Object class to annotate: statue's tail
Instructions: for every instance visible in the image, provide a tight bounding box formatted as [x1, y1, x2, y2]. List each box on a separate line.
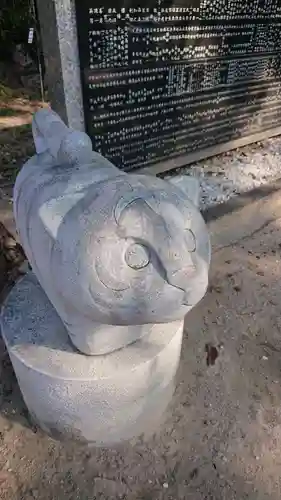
[32, 108, 93, 165]
[32, 108, 70, 157]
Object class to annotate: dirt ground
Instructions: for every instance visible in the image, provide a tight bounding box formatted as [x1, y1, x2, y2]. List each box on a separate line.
[0, 82, 44, 200]
[0, 178, 281, 499]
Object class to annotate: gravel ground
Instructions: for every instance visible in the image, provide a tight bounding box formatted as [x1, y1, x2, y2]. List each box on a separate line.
[164, 137, 281, 210]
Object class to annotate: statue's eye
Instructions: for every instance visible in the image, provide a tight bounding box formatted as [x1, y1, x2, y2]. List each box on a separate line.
[125, 243, 150, 270]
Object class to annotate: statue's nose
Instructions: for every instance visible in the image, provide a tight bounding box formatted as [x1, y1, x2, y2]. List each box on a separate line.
[117, 199, 197, 294]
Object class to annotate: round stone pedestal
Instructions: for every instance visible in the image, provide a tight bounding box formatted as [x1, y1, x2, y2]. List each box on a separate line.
[0, 273, 183, 446]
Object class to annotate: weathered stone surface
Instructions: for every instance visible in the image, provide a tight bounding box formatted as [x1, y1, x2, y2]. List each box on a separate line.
[0, 273, 183, 446]
[14, 109, 210, 355]
[2, 108, 210, 443]
[36, 0, 84, 130]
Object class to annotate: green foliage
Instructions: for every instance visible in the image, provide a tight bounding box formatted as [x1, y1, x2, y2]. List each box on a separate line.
[0, 0, 32, 55]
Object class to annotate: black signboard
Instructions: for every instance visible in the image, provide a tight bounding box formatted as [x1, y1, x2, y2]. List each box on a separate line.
[75, 0, 281, 171]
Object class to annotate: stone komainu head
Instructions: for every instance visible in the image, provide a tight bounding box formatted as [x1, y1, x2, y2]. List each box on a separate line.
[14, 109, 210, 352]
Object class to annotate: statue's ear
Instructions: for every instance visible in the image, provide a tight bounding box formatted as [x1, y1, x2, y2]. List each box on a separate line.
[168, 175, 200, 208]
